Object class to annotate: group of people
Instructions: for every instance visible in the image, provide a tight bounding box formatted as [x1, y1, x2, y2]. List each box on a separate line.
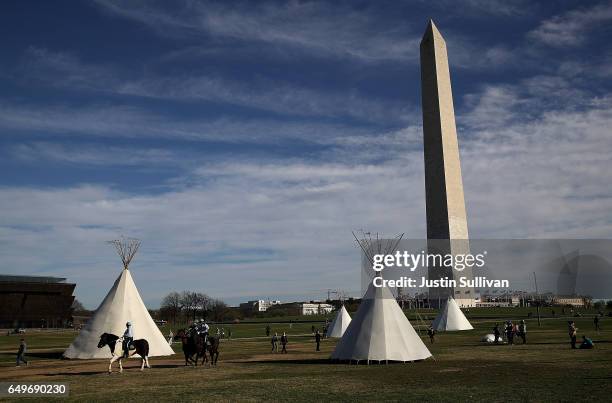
[568, 321, 594, 349]
[492, 320, 528, 345]
[266, 326, 325, 353]
[187, 319, 210, 344]
[271, 332, 288, 353]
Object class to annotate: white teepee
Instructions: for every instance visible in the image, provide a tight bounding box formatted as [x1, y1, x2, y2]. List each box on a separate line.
[326, 305, 352, 338]
[330, 282, 432, 362]
[432, 297, 473, 331]
[64, 239, 174, 359]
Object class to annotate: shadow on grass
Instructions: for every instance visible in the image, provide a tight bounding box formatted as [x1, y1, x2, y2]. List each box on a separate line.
[43, 365, 186, 376]
[244, 358, 427, 365]
[26, 351, 65, 359]
[244, 358, 331, 365]
[152, 364, 193, 369]
[44, 370, 103, 376]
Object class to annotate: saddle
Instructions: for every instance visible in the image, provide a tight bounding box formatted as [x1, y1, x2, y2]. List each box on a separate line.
[119, 337, 136, 351]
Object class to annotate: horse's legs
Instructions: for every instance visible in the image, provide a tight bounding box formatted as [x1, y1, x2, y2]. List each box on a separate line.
[109, 355, 119, 373]
[145, 356, 151, 368]
[141, 356, 145, 371]
[119, 358, 123, 373]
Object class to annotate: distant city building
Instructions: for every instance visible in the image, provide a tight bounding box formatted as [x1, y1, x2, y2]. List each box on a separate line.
[551, 296, 585, 307]
[476, 293, 521, 307]
[0, 275, 75, 328]
[300, 303, 333, 315]
[239, 299, 281, 313]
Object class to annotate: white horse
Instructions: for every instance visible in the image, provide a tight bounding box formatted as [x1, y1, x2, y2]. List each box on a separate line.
[97, 333, 151, 373]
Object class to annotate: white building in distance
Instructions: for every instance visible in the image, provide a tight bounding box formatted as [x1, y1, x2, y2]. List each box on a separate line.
[301, 303, 334, 315]
[239, 299, 281, 313]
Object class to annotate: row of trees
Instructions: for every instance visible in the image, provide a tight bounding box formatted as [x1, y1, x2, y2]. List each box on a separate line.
[159, 291, 236, 323]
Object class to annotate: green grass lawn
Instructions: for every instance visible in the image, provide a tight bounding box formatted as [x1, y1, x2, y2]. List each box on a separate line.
[0, 314, 610, 402]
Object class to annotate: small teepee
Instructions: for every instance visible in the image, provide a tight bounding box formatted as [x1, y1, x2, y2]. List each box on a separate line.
[326, 305, 352, 338]
[64, 238, 174, 359]
[432, 297, 473, 331]
[330, 232, 432, 363]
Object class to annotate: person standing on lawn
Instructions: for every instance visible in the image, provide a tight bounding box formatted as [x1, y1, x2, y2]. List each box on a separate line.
[280, 332, 288, 354]
[16, 338, 28, 367]
[315, 330, 322, 351]
[569, 321, 578, 349]
[518, 320, 527, 344]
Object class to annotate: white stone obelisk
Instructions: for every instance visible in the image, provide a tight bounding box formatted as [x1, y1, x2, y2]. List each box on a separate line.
[420, 20, 474, 308]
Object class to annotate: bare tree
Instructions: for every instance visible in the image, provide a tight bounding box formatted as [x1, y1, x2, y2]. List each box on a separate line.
[180, 291, 201, 322]
[71, 299, 86, 312]
[195, 293, 212, 319]
[160, 292, 182, 324]
[209, 299, 228, 322]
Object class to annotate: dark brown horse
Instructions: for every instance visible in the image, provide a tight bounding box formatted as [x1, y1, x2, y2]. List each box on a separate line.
[97, 333, 150, 373]
[174, 329, 205, 366]
[204, 335, 220, 366]
[174, 329, 220, 366]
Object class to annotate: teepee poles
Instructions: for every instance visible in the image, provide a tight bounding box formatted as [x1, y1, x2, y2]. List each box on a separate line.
[108, 237, 141, 270]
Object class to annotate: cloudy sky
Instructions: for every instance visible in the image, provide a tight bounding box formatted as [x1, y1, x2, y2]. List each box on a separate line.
[1, 0, 612, 308]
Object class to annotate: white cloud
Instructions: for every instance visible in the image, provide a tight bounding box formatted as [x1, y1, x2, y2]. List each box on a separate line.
[92, 0, 515, 69]
[0, 101, 373, 145]
[528, 1, 612, 47]
[9, 142, 181, 167]
[3, 89, 612, 307]
[22, 47, 412, 124]
[94, 0, 421, 63]
[428, 0, 532, 17]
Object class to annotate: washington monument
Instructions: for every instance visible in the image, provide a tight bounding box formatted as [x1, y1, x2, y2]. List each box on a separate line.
[420, 20, 475, 307]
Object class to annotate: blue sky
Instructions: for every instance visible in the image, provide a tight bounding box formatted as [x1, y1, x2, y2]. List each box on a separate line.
[1, 0, 612, 308]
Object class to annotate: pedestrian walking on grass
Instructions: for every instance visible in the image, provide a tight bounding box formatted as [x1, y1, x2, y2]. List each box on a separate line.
[569, 321, 578, 349]
[493, 323, 501, 344]
[271, 333, 278, 352]
[518, 320, 527, 344]
[280, 332, 288, 354]
[266, 324, 271, 337]
[505, 321, 515, 345]
[315, 330, 321, 351]
[16, 338, 28, 367]
[427, 326, 436, 344]
[594, 316, 601, 332]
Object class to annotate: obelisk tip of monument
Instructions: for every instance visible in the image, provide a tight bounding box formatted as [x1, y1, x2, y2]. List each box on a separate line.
[421, 19, 445, 45]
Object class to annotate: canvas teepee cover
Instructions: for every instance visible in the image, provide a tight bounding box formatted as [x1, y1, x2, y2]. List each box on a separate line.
[64, 268, 174, 359]
[326, 305, 352, 338]
[432, 297, 473, 331]
[330, 282, 432, 362]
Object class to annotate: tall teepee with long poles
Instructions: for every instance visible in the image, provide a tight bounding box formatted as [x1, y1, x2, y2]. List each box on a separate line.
[64, 238, 174, 359]
[330, 232, 431, 363]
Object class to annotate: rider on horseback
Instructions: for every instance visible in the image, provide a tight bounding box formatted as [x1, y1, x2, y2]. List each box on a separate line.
[198, 319, 210, 345]
[122, 321, 133, 358]
[188, 320, 198, 336]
